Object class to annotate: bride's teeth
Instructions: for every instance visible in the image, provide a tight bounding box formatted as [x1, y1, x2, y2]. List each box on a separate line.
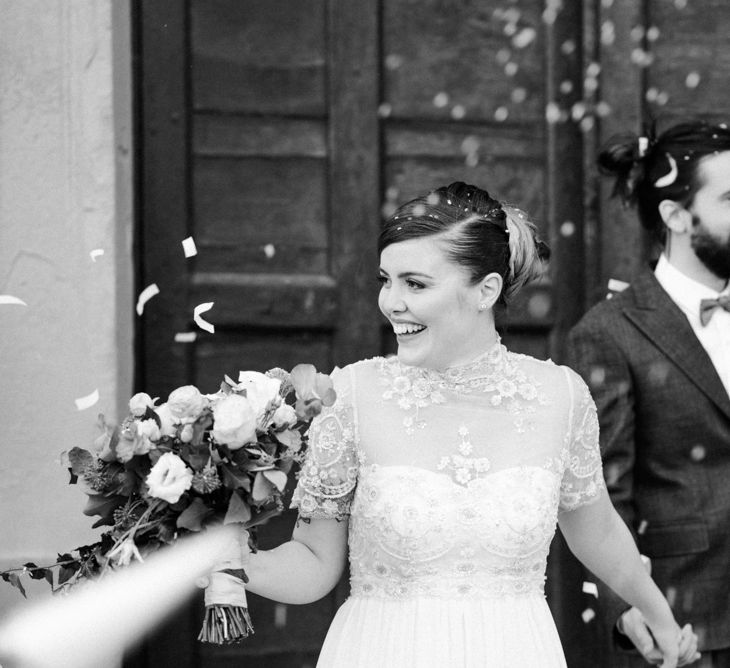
[393, 323, 425, 335]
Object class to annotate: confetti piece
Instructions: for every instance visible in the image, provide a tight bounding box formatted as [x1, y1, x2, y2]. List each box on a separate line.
[377, 103, 392, 118]
[582, 608, 596, 623]
[690, 445, 706, 462]
[136, 283, 160, 316]
[654, 153, 678, 187]
[590, 366, 606, 387]
[433, 92, 449, 108]
[263, 244, 276, 259]
[193, 302, 215, 334]
[637, 519, 649, 535]
[646, 26, 660, 42]
[582, 582, 599, 598]
[608, 278, 630, 292]
[685, 71, 701, 89]
[0, 295, 27, 306]
[545, 102, 562, 124]
[504, 62, 518, 77]
[75, 389, 100, 411]
[384, 54, 403, 70]
[90, 249, 105, 262]
[182, 237, 197, 258]
[494, 107, 509, 122]
[512, 27, 536, 49]
[451, 105, 466, 120]
[174, 332, 198, 343]
[511, 88, 527, 104]
[560, 221, 576, 237]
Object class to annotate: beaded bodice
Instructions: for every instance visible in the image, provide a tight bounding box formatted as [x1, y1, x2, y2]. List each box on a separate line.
[291, 343, 604, 600]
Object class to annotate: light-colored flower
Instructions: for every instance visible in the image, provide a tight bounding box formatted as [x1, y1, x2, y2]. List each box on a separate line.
[129, 392, 156, 417]
[134, 418, 160, 454]
[154, 403, 178, 437]
[392, 376, 411, 393]
[212, 393, 258, 449]
[271, 403, 297, 429]
[234, 371, 282, 416]
[145, 452, 193, 503]
[167, 385, 208, 422]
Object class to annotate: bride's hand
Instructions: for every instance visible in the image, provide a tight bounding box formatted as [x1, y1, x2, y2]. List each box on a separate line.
[644, 617, 700, 667]
[676, 624, 701, 666]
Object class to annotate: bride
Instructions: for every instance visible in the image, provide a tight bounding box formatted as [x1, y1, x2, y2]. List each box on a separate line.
[239, 182, 698, 667]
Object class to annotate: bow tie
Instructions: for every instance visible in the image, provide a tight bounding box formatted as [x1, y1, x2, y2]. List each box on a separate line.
[699, 295, 730, 326]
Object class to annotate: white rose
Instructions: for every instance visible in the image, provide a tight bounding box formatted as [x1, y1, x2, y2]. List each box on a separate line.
[271, 403, 297, 429]
[235, 372, 281, 416]
[167, 385, 208, 422]
[145, 452, 193, 504]
[129, 392, 156, 417]
[134, 418, 160, 454]
[154, 403, 178, 438]
[212, 394, 258, 450]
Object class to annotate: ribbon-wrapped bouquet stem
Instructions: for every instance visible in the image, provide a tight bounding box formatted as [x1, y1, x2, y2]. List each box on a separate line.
[0, 364, 335, 645]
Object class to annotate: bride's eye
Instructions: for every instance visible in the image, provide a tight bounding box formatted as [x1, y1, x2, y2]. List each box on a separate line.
[406, 279, 424, 290]
[377, 275, 390, 286]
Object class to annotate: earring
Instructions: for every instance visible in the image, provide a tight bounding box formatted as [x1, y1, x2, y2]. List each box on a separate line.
[479, 303, 488, 311]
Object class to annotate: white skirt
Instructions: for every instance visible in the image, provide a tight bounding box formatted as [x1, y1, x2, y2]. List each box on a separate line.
[316, 594, 567, 668]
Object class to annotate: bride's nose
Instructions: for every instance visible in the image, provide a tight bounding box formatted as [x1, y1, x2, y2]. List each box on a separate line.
[380, 285, 407, 315]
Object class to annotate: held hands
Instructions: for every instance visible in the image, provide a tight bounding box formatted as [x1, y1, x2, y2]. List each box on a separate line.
[618, 607, 700, 667]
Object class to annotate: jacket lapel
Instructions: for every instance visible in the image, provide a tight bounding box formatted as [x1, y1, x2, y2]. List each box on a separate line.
[623, 270, 730, 421]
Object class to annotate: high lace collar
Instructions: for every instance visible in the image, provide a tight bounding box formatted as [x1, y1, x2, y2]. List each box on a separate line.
[396, 338, 508, 388]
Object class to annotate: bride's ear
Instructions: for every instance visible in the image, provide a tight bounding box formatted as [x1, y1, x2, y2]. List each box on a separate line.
[478, 272, 503, 311]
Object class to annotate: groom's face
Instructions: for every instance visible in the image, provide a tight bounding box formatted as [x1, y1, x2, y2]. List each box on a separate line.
[689, 150, 730, 280]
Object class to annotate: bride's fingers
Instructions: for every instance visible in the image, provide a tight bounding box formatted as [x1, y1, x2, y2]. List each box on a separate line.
[677, 625, 700, 666]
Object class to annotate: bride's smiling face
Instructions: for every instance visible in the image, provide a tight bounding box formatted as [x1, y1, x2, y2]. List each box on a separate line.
[378, 235, 494, 370]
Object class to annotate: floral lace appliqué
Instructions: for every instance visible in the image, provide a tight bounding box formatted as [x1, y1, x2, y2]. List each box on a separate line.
[436, 426, 491, 485]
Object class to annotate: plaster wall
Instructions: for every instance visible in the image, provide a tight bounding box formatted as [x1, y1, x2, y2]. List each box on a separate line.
[0, 0, 134, 615]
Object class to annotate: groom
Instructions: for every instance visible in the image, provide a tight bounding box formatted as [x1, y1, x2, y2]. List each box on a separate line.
[568, 119, 730, 667]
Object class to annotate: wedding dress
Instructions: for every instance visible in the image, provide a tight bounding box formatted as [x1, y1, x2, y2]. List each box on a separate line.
[291, 340, 604, 667]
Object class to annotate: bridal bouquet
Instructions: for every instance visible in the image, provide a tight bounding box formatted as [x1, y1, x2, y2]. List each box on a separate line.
[0, 364, 335, 645]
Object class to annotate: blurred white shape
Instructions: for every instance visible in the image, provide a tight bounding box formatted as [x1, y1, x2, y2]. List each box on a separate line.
[560, 220, 576, 237]
[136, 283, 160, 316]
[646, 87, 659, 102]
[384, 54, 404, 70]
[193, 302, 215, 334]
[654, 154, 678, 187]
[75, 389, 100, 411]
[589, 366, 606, 387]
[637, 519, 649, 535]
[608, 278, 630, 292]
[685, 71, 701, 88]
[601, 0, 614, 7]
[451, 104, 466, 120]
[0, 295, 27, 306]
[503, 22, 518, 37]
[655, 90, 669, 106]
[646, 26, 660, 41]
[433, 92, 449, 108]
[496, 48, 511, 65]
[595, 101, 612, 117]
[426, 192, 440, 206]
[465, 153, 479, 167]
[690, 444, 706, 462]
[512, 27, 537, 49]
[674, 0, 687, 8]
[630, 48, 653, 67]
[582, 581, 599, 598]
[630, 25, 645, 41]
[413, 204, 426, 217]
[504, 62, 519, 77]
[0, 527, 236, 668]
[174, 332, 198, 343]
[584, 77, 599, 94]
[571, 102, 587, 121]
[545, 102, 562, 124]
[182, 236, 197, 258]
[377, 102, 392, 118]
[561, 39, 576, 55]
[586, 62, 601, 78]
[263, 243, 276, 259]
[494, 106, 509, 122]
[511, 87, 527, 104]
[601, 20, 615, 46]
[559, 80, 574, 94]
[461, 136, 480, 155]
[89, 249, 105, 262]
[582, 608, 596, 623]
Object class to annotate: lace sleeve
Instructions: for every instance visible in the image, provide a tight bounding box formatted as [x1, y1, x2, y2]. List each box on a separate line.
[290, 366, 358, 520]
[559, 367, 606, 512]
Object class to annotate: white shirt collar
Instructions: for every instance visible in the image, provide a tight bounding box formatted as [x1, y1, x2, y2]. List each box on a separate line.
[654, 254, 729, 320]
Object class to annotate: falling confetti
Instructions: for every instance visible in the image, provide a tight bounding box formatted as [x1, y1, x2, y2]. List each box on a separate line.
[685, 71, 701, 88]
[384, 54, 404, 70]
[0, 295, 27, 306]
[601, 0, 614, 7]
[193, 302, 215, 334]
[433, 92, 449, 108]
[461, 136, 480, 155]
[571, 103, 587, 121]
[496, 48, 511, 65]
[665, 587, 678, 607]
[608, 278, 629, 292]
[174, 332, 198, 343]
[494, 107, 509, 122]
[646, 87, 659, 102]
[426, 192, 440, 206]
[654, 153, 678, 187]
[182, 237, 197, 258]
[75, 389, 100, 411]
[582, 582, 599, 598]
[630, 25, 645, 42]
[90, 249, 105, 262]
[560, 221, 576, 236]
[595, 101, 612, 117]
[559, 80, 574, 94]
[512, 27, 537, 49]
[263, 243, 276, 259]
[561, 39, 576, 55]
[511, 87, 527, 104]
[582, 608, 596, 623]
[690, 444, 706, 462]
[631, 48, 654, 67]
[136, 283, 160, 316]
[637, 519, 649, 535]
[601, 21, 616, 46]
[377, 103, 392, 118]
[646, 26, 660, 42]
[504, 62, 519, 77]
[589, 366, 606, 387]
[413, 204, 427, 217]
[655, 91, 669, 106]
[545, 102, 562, 124]
[674, 0, 687, 8]
[451, 105, 466, 120]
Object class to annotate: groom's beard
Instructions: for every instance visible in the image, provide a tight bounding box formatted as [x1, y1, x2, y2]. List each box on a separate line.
[691, 215, 730, 280]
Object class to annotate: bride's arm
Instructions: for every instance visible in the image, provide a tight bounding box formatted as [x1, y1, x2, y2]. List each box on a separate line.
[244, 516, 349, 604]
[558, 494, 697, 667]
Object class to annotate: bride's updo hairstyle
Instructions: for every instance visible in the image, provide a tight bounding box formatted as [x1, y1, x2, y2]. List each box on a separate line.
[378, 182, 549, 305]
[598, 120, 730, 240]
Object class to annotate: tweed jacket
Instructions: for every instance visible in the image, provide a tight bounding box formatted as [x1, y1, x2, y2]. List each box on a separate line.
[567, 268, 730, 651]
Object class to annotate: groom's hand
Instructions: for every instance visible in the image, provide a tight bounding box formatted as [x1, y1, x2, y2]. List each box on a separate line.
[618, 607, 664, 664]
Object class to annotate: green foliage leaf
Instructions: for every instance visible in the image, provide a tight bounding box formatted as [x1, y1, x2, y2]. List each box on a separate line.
[23, 562, 47, 581]
[275, 429, 302, 449]
[83, 494, 126, 527]
[252, 471, 274, 502]
[262, 469, 288, 493]
[175, 497, 212, 532]
[224, 491, 252, 525]
[68, 447, 95, 476]
[222, 465, 252, 492]
[2, 572, 27, 598]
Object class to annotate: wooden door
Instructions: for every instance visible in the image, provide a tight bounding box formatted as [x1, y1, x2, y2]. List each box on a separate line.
[128, 0, 730, 665]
